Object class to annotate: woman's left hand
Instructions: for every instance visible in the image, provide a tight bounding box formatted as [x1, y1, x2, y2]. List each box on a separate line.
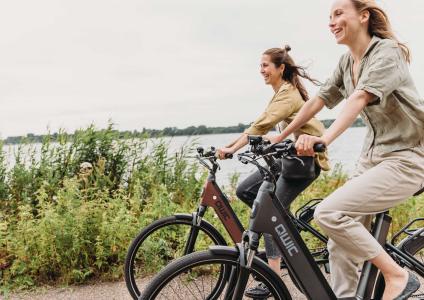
[295, 134, 326, 156]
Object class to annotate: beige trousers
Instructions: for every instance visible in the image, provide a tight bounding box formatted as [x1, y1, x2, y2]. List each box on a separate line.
[314, 143, 424, 298]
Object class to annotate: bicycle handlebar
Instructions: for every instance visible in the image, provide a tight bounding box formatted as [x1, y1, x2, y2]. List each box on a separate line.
[248, 135, 326, 157]
[196, 146, 232, 175]
[196, 147, 233, 159]
[238, 136, 326, 182]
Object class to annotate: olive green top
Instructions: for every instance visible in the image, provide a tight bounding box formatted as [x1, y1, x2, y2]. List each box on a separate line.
[245, 82, 330, 170]
[318, 36, 424, 156]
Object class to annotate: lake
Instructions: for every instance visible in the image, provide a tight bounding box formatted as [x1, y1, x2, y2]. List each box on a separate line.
[3, 127, 368, 185]
[163, 127, 367, 184]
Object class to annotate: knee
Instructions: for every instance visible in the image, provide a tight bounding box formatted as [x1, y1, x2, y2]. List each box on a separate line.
[235, 186, 253, 207]
[313, 202, 337, 231]
[313, 202, 324, 223]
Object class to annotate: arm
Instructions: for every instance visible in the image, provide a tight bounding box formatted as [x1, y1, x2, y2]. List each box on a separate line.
[217, 134, 248, 159]
[298, 42, 405, 154]
[219, 90, 296, 158]
[322, 90, 372, 145]
[296, 90, 374, 155]
[266, 96, 325, 143]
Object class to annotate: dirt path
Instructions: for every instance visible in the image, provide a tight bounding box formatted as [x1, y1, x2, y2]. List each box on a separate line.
[6, 276, 307, 300]
[8, 273, 423, 300]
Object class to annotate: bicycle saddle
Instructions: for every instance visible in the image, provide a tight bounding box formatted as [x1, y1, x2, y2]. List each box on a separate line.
[413, 185, 424, 196]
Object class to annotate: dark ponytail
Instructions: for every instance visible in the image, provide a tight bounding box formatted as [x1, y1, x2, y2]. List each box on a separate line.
[263, 45, 320, 101]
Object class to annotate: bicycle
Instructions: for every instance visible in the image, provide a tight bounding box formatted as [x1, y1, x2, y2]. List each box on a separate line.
[139, 136, 424, 300]
[125, 145, 330, 299]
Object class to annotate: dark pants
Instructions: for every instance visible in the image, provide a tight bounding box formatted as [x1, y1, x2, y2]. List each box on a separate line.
[237, 161, 320, 258]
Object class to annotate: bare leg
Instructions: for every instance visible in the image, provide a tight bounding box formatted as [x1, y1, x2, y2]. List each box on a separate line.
[370, 251, 408, 300]
[268, 257, 281, 276]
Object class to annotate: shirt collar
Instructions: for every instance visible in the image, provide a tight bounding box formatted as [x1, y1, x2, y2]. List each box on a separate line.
[276, 81, 291, 94]
[363, 35, 381, 57]
[349, 35, 381, 64]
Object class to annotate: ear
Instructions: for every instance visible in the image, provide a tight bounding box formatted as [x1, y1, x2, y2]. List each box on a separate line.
[360, 9, 370, 24]
[279, 64, 285, 75]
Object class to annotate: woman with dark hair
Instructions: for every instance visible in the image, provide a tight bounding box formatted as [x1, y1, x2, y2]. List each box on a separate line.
[217, 45, 330, 298]
[267, 0, 424, 299]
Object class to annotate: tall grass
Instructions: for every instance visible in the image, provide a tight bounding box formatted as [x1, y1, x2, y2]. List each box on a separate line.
[0, 124, 204, 291]
[0, 124, 422, 292]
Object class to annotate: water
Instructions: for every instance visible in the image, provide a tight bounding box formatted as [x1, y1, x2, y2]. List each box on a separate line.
[3, 127, 368, 185]
[163, 127, 367, 184]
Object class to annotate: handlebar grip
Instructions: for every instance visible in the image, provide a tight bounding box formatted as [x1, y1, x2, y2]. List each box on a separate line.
[313, 143, 326, 153]
[224, 153, 233, 159]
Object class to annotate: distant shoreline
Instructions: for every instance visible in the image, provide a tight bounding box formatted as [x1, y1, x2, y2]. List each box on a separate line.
[1, 118, 365, 145]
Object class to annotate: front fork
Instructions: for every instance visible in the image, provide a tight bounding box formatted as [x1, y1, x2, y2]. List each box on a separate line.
[227, 231, 261, 300]
[183, 205, 207, 255]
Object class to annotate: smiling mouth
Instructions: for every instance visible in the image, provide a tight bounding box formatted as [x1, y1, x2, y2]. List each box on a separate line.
[334, 28, 342, 37]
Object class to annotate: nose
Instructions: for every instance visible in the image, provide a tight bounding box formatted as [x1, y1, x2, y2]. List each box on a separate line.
[329, 17, 336, 30]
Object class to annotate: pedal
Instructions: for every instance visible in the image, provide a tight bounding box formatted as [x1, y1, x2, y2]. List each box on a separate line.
[324, 262, 330, 274]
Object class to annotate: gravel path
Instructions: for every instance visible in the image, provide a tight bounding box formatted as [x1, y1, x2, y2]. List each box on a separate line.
[6, 275, 307, 300]
[6, 272, 424, 299]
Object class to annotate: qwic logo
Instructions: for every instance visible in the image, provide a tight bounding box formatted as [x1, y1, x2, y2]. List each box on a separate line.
[275, 224, 299, 257]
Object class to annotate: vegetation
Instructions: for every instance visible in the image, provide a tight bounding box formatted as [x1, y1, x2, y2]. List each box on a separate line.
[2, 118, 366, 145]
[0, 123, 421, 294]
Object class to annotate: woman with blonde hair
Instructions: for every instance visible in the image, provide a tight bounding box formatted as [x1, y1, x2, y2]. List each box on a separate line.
[268, 0, 424, 299]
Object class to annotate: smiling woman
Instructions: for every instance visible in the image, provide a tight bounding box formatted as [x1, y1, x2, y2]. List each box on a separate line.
[215, 45, 330, 298]
[267, 0, 424, 299]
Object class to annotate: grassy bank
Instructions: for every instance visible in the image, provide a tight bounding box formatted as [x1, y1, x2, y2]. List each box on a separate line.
[0, 124, 422, 293]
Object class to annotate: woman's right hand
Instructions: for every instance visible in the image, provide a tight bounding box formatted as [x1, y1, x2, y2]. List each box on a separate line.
[217, 147, 235, 160]
[263, 134, 284, 144]
[295, 134, 326, 156]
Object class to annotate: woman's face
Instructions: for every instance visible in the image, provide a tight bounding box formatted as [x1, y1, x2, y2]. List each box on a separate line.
[329, 0, 368, 45]
[260, 54, 284, 86]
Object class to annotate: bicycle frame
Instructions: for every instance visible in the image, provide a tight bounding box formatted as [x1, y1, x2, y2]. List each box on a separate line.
[231, 176, 406, 300]
[198, 172, 244, 244]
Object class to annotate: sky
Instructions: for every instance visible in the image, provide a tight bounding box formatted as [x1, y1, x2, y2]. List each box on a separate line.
[1, 0, 423, 138]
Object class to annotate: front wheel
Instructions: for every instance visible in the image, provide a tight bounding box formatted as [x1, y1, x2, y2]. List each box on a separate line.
[140, 246, 292, 300]
[125, 214, 227, 299]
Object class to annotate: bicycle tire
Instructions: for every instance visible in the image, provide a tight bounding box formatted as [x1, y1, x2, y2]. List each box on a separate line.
[140, 246, 292, 300]
[125, 214, 227, 299]
[374, 229, 424, 299]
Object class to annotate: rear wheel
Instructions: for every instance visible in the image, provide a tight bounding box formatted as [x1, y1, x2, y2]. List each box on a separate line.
[125, 214, 227, 299]
[375, 228, 424, 299]
[139, 247, 292, 300]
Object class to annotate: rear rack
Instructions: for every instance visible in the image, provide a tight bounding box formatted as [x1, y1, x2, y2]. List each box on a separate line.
[391, 217, 424, 245]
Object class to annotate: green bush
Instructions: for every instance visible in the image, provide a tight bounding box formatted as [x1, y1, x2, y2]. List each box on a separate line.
[0, 124, 422, 292]
[0, 124, 204, 290]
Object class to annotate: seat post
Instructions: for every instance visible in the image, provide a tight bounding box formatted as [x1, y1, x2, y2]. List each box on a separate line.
[355, 211, 392, 300]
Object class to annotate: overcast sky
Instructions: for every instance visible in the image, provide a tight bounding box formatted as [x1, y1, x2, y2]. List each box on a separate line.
[1, 0, 423, 138]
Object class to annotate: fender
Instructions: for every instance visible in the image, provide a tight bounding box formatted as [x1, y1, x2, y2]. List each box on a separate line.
[173, 213, 228, 246]
[209, 245, 240, 256]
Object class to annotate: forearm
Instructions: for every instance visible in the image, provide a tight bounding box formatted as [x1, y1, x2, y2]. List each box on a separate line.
[322, 91, 371, 145]
[277, 96, 325, 140]
[229, 134, 249, 152]
[225, 134, 243, 148]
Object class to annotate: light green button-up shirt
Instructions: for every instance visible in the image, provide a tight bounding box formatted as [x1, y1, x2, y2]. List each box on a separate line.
[318, 36, 424, 156]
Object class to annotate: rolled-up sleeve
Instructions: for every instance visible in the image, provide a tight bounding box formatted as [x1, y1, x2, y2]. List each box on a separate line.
[244, 92, 295, 135]
[355, 44, 404, 105]
[317, 55, 346, 109]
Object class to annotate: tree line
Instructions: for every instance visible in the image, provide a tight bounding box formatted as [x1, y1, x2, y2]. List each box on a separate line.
[2, 118, 365, 145]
